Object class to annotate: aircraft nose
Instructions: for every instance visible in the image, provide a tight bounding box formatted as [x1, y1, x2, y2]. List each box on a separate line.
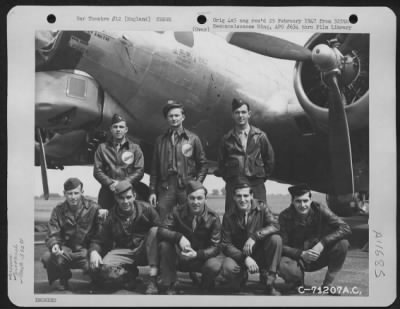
[36, 71, 102, 130]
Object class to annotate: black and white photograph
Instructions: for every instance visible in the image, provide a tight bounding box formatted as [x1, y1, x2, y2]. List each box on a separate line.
[7, 6, 396, 307]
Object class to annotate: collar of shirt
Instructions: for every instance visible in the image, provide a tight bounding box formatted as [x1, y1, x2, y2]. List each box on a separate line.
[169, 127, 185, 137]
[235, 125, 250, 137]
[114, 137, 127, 147]
[185, 204, 208, 222]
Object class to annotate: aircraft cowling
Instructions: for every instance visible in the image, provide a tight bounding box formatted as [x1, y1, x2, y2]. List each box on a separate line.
[36, 70, 103, 131]
[35, 69, 143, 169]
[293, 33, 369, 133]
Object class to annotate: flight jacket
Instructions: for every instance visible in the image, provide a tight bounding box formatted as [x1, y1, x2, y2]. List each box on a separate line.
[278, 202, 352, 260]
[221, 199, 279, 264]
[46, 197, 100, 251]
[157, 203, 221, 260]
[217, 125, 274, 182]
[89, 200, 160, 255]
[149, 128, 208, 194]
[93, 137, 144, 187]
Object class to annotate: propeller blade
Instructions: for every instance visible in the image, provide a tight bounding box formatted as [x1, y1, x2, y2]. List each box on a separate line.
[37, 129, 50, 200]
[227, 32, 312, 61]
[325, 75, 355, 194]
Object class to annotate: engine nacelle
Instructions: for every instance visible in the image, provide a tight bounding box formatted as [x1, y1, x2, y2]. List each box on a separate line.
[294, 33, 369, 132]
[36, 70, 103, 131]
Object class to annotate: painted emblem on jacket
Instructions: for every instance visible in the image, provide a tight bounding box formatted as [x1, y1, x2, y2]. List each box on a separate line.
[182, 143, 193, 157]
[121, 151, 134, 164]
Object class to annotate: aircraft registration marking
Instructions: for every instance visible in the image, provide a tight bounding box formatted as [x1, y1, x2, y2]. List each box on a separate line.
[68, 36, 88, 53]
[87, 31, 112, 42]
[174, 48, 195, 68]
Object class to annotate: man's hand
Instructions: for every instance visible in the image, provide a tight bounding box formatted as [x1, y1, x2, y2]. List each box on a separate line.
[311, 242, 324, 255]
[244, 256, 259, 274]
[181, 247, 197, 260]
[109, 181, 119, 192]
[243, 237, 256, 256]
[301, 249, 320, 263]
[179, 236, 192, 252]
[98, 209, 109, 220]
[51, 244, 63, 256]
[149, 194, 157, 207]
[90, 251, 103, 270]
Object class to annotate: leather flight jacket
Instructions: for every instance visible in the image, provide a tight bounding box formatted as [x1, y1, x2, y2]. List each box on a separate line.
[46, 197, 100, 251]
[150, 128, 208, 194]
[158, 203, 221, 260]
[278, 201, 352, 260]
[221, 199, 279, 263]
[94, 137, 144, 187]
[217, 125, 274, 181]
[89, 200, 160, 255]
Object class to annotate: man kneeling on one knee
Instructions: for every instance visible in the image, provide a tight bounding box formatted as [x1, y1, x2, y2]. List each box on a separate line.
[220, 177, 282, 295]
[278, 184, 351, 293]
[157, 180, 223, 294]
[88, 180, 160, 294]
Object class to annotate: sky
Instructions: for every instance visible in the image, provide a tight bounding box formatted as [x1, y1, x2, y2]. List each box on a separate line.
[34, 166, 291, 197]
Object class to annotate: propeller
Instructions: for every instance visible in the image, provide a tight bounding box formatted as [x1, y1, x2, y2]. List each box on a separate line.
[36, 128, 49, 200]
[228, 32, 356, 194]
[325, 74, 354, 194]
[227, 32, 312, 61]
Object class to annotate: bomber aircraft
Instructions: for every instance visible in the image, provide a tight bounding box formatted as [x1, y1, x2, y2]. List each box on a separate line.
[35, 31, 369, 215]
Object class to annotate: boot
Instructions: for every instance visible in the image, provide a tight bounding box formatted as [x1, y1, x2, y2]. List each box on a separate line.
[57, 278, 69, 291]
[189, 272, 201, 287]
[145, 276, 159, 295]
[264, 272, 281, 296]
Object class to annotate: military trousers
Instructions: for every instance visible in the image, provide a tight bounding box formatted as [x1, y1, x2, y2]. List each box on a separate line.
[279, 239, 349, 285]
[92, 227, 159, 284]
[97, 186, 116, 210]
[41, 246, 89, 284]
[157, 174, 187, 220]
[159, 240, 224, 288]
[220, 234, 282, 289]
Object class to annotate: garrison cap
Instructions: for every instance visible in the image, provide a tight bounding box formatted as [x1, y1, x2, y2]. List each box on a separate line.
[288, 183, 311, 197]
[111, 113, 126, 125]
[232, 98, 250, 112]
[64, 178, 83, 191]
[114, 180, 133, 195]
[186, 180, 208, 196]
[232, 176, 252, 191]
[163, 100, 184, 118]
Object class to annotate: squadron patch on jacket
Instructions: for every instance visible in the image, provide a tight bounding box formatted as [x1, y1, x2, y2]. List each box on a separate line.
[181, 143, 193, 157]
[121, 151, 134, 164]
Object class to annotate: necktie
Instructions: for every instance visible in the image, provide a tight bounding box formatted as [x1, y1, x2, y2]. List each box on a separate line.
[171, 131, 178, 145]
[244, 212, 248, 226]
[192, 216, 198, 232]
[240, 131, 247, 151]
[116, 143, 120, 152]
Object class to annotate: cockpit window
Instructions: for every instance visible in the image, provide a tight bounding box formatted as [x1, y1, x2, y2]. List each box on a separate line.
[174, 32, 194, 48]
